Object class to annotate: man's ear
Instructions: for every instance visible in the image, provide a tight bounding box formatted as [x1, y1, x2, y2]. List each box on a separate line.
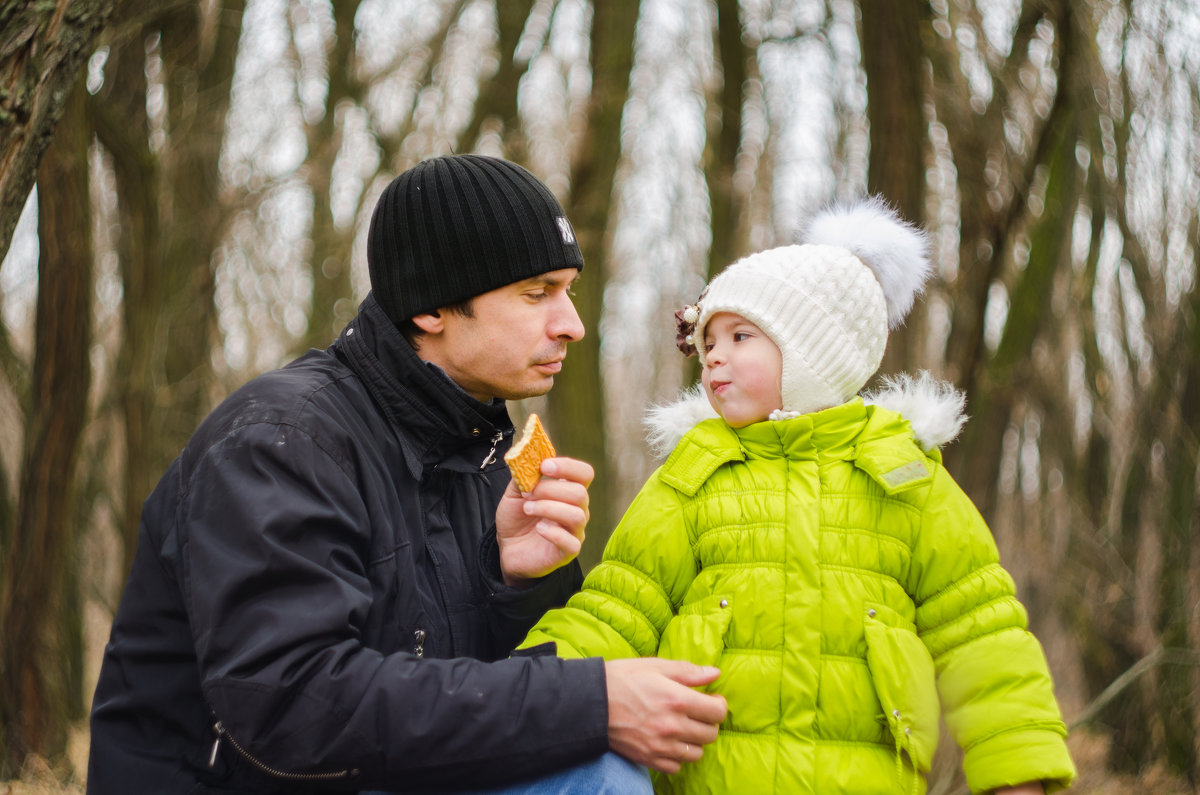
[411, 311, 443, 334]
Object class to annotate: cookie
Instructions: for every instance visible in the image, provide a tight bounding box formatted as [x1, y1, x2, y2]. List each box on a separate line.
[504, 413, 556, 493]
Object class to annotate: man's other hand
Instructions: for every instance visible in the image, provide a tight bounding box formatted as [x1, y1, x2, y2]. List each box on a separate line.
[604, 658, 728, 774]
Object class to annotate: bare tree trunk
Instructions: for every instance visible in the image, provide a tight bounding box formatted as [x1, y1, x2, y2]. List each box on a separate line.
[1174, 212, 1200, 780]
[88, 1, 245, 580]
[704, 0, 749, 281]
[931, 2, 1048, 394]
[548, 0, 639, 571]
[1157, 283, 1200, 777]
[1118, 204, 1200, 780]
[954, 76, 1080, 523]
[91, 20, 161, 575]
[457, 0, 536, 161]
[0, 75, 93, 778]
[931, 0, 1065, 522]
[0, 0, 115, 262]
[156, 0, 245, 454]
[858, 0, 927, 374]
[301, 0, 365, 352]
[678, 0, 750, 389]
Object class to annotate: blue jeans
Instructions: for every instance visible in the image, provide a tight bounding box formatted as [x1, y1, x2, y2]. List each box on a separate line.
[361, 751, 653, 794]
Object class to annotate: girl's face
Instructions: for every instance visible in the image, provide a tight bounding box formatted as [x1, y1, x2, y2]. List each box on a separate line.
[700, 312, 783, 428]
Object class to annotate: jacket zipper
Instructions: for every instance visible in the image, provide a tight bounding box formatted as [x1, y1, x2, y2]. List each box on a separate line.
[413, 627, 426, 658]
[209, 720, 356, 781]
[480, 431, 504, 468]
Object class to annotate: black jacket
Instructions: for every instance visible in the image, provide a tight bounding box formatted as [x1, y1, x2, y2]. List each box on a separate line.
[88, 294, 609, 793]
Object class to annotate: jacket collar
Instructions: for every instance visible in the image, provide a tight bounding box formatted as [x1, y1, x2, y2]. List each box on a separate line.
[658, 401, 869, 495]
[645, 371, 966, 458]
[334, 292, 513, 477]
[735, 399, 866, 461]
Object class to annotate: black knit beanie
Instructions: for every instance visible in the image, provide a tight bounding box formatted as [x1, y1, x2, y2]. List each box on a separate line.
[367, 154, 585, 324]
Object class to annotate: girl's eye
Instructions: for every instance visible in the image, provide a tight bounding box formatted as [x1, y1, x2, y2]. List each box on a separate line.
[734, 332, 750, 342]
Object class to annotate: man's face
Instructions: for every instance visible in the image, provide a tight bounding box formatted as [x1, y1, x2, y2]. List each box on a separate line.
[414, 268, 585, 402]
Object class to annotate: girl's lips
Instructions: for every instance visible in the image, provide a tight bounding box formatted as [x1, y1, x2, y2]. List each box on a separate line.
[711, 381, 730, 396]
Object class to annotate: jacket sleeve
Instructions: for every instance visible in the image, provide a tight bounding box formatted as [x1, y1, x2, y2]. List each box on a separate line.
[519, 470, 696, 660]
[479, 527, 584, 655]
[182, 423, 608, 790]
[909, 465, 1076, 793]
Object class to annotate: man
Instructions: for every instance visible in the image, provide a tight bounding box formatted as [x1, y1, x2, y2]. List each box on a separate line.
[88, 154, 726, 794]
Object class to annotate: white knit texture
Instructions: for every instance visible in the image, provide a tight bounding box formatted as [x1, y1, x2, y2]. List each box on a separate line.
[696, 244, 887, 415]
[804, 197, 931, 328]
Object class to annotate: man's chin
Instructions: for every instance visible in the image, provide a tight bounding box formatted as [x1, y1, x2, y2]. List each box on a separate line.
[500, 377, 555, 402]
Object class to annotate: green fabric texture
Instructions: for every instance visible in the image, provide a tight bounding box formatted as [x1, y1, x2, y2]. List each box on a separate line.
[520, 399, 1075, 794]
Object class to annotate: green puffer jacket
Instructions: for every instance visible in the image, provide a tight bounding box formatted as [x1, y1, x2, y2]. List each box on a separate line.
[521, 384, 1075, 795]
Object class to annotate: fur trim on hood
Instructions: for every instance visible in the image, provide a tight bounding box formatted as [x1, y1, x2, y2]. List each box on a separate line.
[644, 385, 720, 459]
[862, 371, 967, 451]
[643, 371, 967, 459]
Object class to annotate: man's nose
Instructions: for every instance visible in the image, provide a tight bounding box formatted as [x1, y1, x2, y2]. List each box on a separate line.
[552, 291, 585, 341]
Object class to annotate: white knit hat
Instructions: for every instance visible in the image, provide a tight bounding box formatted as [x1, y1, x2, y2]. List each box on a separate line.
[689, 197, 931, 416]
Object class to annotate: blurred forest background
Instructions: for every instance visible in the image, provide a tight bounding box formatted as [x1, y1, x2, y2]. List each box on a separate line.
[1, 0, 1199, 792]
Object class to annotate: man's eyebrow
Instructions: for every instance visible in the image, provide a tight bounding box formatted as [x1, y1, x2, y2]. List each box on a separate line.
[522, 273, 580, 288]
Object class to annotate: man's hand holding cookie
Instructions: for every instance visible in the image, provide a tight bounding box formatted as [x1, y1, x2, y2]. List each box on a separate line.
[495, 414, 595, 586]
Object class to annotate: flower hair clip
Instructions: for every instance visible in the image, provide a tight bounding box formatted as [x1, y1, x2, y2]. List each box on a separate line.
[674, 292, 705, 356]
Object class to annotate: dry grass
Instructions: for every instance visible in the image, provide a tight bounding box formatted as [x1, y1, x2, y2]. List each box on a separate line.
[0, 723, 89, 794]
[1065, 731, 1195, 794]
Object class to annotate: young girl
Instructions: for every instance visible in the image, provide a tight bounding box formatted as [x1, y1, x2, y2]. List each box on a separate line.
[519, 200, 1076, 794]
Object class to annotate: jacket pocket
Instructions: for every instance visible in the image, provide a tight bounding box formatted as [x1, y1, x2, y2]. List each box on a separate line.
[863, 602, 939, 773]
[657, 594, 734, 681]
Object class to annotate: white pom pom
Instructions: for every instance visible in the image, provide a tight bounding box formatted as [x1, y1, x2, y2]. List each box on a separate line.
[804, 197, 931, 328]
